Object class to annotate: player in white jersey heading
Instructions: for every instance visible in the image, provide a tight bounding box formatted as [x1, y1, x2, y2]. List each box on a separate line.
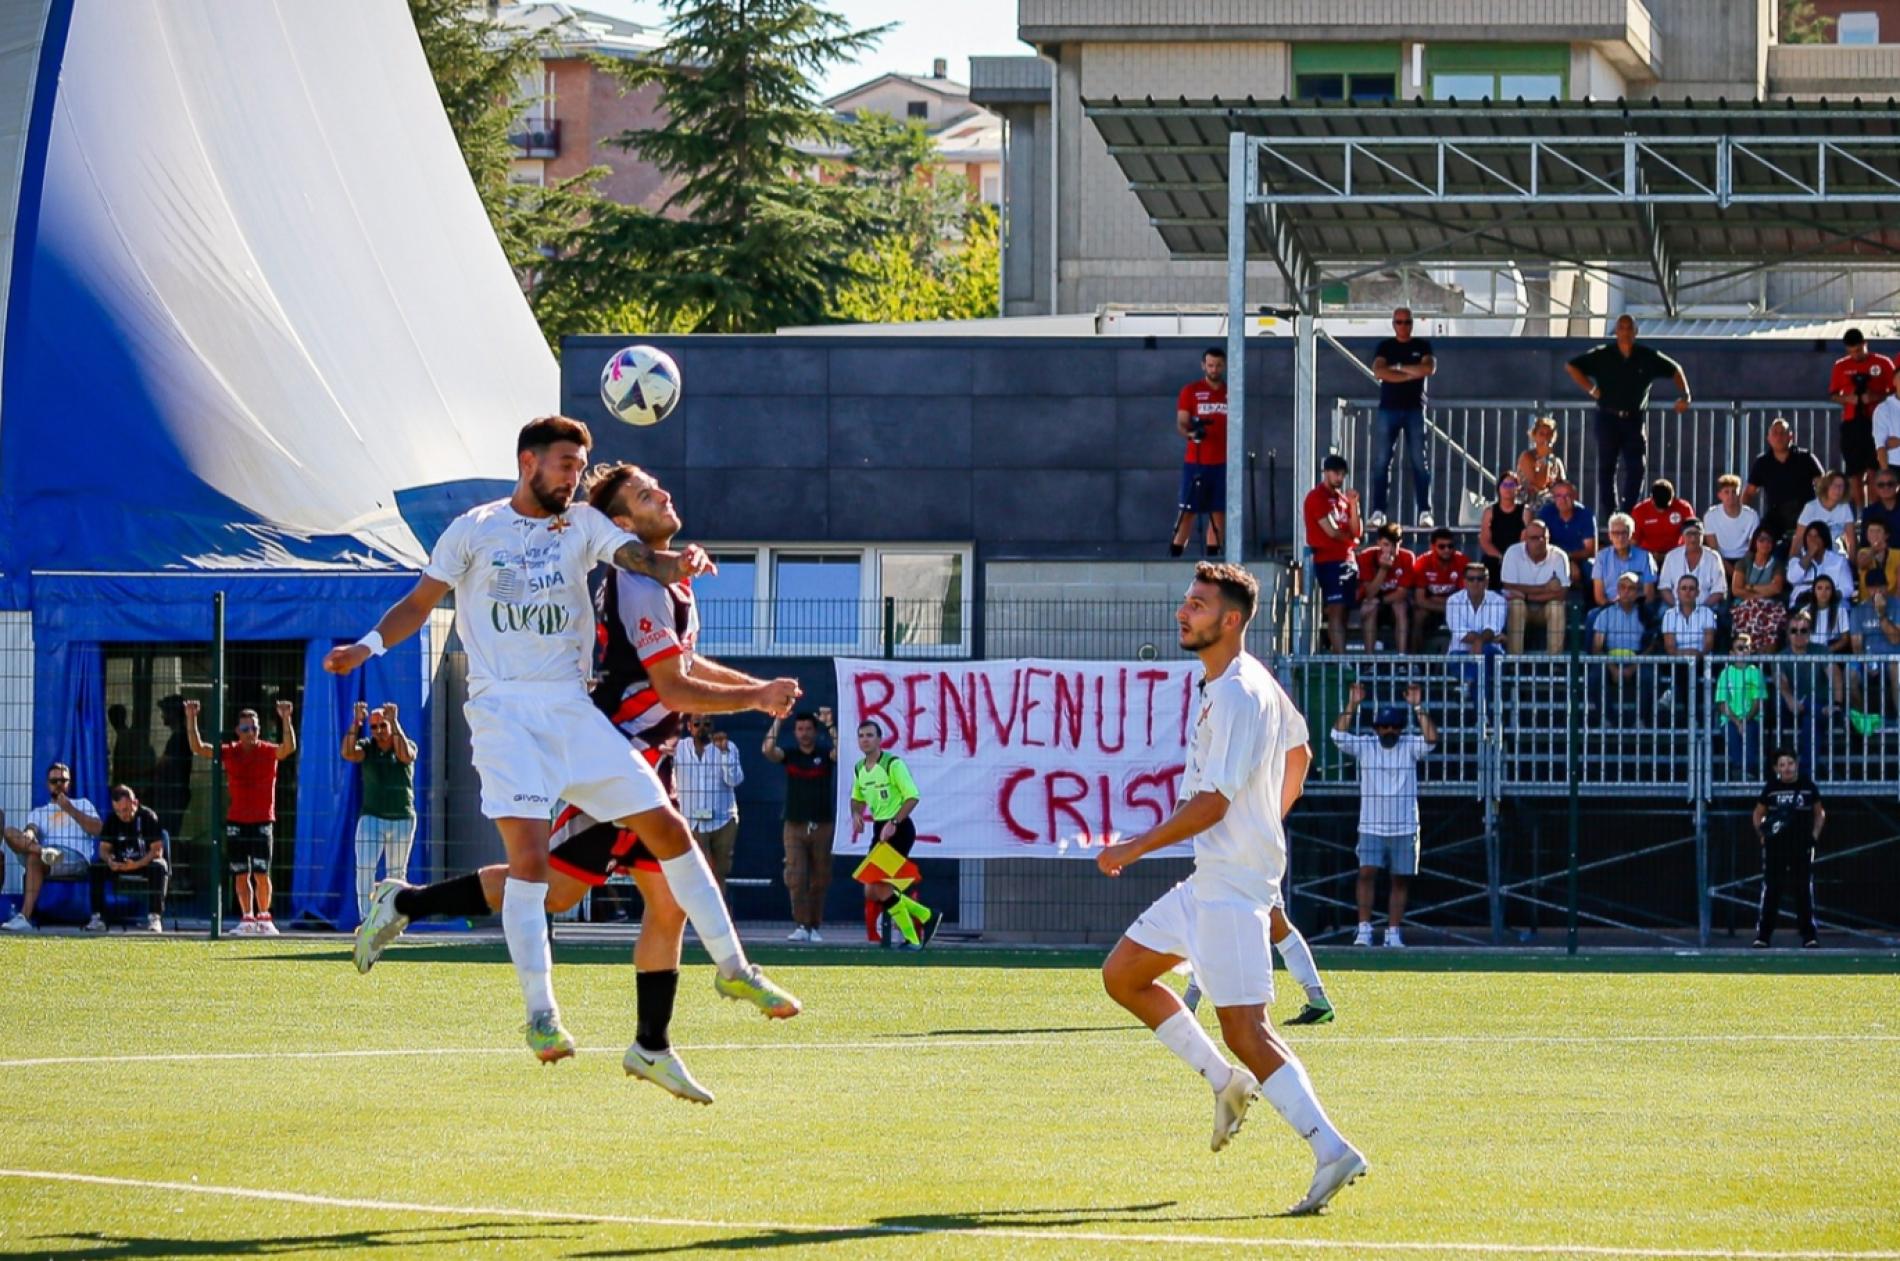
[1097, 562, 1366, 1216]
[325, 417, 800, 1063]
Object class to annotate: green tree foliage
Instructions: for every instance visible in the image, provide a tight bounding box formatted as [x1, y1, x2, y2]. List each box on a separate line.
[586, 0, 891, 333]
[1780, 0, 1835, 44]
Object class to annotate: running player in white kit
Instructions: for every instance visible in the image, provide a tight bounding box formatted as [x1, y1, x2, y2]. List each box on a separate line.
[325, 417, 800, 1062]
[1097, 562, 1366, 1215]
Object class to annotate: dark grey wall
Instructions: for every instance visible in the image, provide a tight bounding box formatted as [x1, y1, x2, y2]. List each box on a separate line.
[562, 332, 1855, 560]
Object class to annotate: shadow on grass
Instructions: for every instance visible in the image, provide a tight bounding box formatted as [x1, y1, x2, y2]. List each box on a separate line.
[229, 944, 1111, 971]
[561, 1202, 1182, 1257]
[16, 1223, 568, 1258]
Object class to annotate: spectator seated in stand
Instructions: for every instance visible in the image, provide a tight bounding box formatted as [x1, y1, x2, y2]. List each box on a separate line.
[1591, 512, 1657, 612]
[1730, 525, 1790, 652]
[1535, 479, 1597, 593]
[1501, 520, 1570, 655]
[1849, 571, 1900, 718]
[88, 785, 169, 933]
[1862, 467, 1900, 542]
[1855, 518, 1900, 595]
[1407, 528, 1468, 648]
[1478, 474, 1530, 585]
[1591, 572, 1652, 716]
[1353, 522, 1415, 652]
[1, 763, 102, 931]
[1631, 479, 1695, 567]
[1445, 561, 1508, 691]
[1659, 520, 1728, 612]
[1796, 472, 1859, 565]
[1703, 473, 1760, 564]
[1787, 522, 1856, 608]
[1659, 574, 1718, 722]
[1775, 614, 1841, 772]
[1514, 416, 1566, 513]
[1716, 632, 1769, 779]
[1804, 575, 1853, 654]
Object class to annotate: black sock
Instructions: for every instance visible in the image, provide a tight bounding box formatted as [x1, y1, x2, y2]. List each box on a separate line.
[635, 969, 680, 1053]
[393, 872, 490, 920]
[1168, 541, 1185, 557]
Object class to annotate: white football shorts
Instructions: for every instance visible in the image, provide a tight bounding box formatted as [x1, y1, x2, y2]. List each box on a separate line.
[1126, 880, 1275, 1008]
[465, 687, 670, 823]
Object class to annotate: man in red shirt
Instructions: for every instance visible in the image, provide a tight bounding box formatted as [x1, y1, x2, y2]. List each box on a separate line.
[186, 698, 298, 935]
[1304, 454, 1362, 652]
[1354, 522, 1416, 652]
[1407, 527, 1469, 644]
[1630, 478, 1694, 564]
[1171, 347, 1228, 558]
[1828, 328, 1897, 509]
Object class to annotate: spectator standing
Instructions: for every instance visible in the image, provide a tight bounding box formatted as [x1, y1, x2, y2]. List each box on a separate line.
[1536, 480, 1597, 587]
[1565, 314, 1692, 516]
[1367, 307, 1436, 529]
[0, 763, 102, 932]
[1751, 751, 1823, 949]
[1592, 573, 1650, 715]
[1716, 634, 1768, 779]
[88, 786, 169, 932]
[1353, 522, 1415, 653]
[1630, 479, 1695, 565]
[341, 701, 417, 920]
[1407, 529, 1468, 644]
[1795, 472, 1858, 563]
[1862, 467, 1900, 541]
[1513, 417, 1566, 513]
[185, 698, 296, 936]
[764, 707, 838, 942]
[1745, 418, 1827, 545]
[1591, 513, 1657, 608]
[1856, 519, 1900, 594]
[1659, 521, 1727, 610]
[1787, 523, 1855, 607]
[675, 715, 744, 891]
[151, 695, 194, 847]
[1171, 347, 1228, 558]
[1827, 328, 1896, 508]
[1303, 455, 1362, 653]
[1703, 474, 1761, 563]
[1332, 682, 1436, 949]
[1477, 474, 1529, 585]
[1501, 520, 1570, 654]
[1730, 526, 1790, 650]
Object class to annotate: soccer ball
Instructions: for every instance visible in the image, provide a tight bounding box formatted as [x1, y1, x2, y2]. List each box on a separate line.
[600, 345, 682, 427]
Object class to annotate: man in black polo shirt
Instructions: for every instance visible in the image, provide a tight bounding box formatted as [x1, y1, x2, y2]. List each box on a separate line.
[1751, 750, 1824, 949]
[1367, 307, 1437, 530]
[89, 785, 169, 932]
[1565, 315, 1692, 518]
[763, 706, 837, 942]
[1745, 417, 1828, 546]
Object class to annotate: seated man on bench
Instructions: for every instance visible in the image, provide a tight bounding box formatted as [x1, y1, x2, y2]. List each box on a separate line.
[88, 785, 170, 932]
[3, 762, 102, 932]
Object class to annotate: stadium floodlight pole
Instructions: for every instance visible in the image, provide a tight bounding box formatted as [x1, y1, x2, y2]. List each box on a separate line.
[1224, 127, 1247, 565]
[209, 591, 226, 941]
[1566, 623, 1582, 956]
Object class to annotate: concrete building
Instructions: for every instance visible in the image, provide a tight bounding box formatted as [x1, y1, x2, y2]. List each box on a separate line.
[1810, 0, 1900, 43]
[972, 0, 1900, 318]
[818, 62, 1005, 205]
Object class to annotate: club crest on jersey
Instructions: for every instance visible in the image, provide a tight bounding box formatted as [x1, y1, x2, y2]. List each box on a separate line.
[548, 515, 572, 534]
[639, 618, 654, 633]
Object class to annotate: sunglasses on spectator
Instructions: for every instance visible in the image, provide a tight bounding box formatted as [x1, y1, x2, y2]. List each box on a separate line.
[1466, 572, 1489, 581]
[1880, 480, 1899, 489]
[1393, 318, 1412, 326]
[370, 724, 390, 732]
[1790, 627, 1812, 636]
[237, 723, 258, 732]
[1499, 480, 1520, 490]
[47, 775, 68, 784]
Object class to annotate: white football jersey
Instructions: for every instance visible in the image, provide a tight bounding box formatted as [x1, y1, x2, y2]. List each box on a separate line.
[424, 499, 638, 696]
[1180, 652, 1311, 905]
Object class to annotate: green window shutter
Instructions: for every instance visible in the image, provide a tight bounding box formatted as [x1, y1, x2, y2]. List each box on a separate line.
[1292, 43, 1402, 77]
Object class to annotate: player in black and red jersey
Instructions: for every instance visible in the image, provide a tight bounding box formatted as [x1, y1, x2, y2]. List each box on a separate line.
[354, 462, 801, 1104]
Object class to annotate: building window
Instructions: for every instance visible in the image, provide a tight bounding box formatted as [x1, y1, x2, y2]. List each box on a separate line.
[773, 553, 863, 649]
[907, 101, 929, 119]
[1838, 12, 1879, 44]
[1292, 43, 1401, 103]
[693, 553, 761, 655]
[1427, 43, 1567, 102]
[684, 545, 973, 655]
[880, 552, 965, 652]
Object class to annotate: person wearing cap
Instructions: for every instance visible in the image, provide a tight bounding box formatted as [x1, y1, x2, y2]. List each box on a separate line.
[1565, 314, 1692, 517]
[1331, 681, 1436, 949]
[1303, 455, 1362, 652]
[1827, 328, 1896, 509]
[1658, 520, 1727, 611]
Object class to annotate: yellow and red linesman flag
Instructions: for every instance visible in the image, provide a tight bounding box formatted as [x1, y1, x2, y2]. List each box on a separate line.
[851, 841, 920, 891]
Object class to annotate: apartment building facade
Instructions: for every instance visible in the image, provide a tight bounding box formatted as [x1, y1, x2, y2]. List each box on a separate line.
[972, 0, 1900, 317]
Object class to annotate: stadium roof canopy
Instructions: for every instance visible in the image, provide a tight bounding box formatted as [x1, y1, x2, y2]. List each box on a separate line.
[1084, 98, 1900, 317]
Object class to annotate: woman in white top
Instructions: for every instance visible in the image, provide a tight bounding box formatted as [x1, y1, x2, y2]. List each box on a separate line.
[1786, 521, 1856, 607]
[1795, 471, 1857, 561]
[1804, 574, 1853, 651]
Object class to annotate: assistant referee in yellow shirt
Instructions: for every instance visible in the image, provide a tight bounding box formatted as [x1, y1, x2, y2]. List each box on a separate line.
[849, 720, 922, 944]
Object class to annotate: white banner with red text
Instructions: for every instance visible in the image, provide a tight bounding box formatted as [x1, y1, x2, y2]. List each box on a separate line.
[833, 658, 1200, 860]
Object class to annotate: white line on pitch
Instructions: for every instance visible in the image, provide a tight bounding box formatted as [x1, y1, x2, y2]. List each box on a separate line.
[1, 1030, 1897, 1070]
[0, 1169, 1891, 1260]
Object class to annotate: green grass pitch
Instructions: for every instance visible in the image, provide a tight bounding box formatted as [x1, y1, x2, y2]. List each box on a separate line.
[0, 939, 1896, 1259]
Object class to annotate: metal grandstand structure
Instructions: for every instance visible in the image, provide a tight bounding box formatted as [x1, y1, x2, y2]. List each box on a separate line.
[1083, 98, 1900, 568]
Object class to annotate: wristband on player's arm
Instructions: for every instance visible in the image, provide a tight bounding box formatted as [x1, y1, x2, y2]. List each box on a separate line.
[356, 630, 387, 657]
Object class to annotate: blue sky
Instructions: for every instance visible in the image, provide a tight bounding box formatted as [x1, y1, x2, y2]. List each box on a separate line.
[581, 0, 1033, 97]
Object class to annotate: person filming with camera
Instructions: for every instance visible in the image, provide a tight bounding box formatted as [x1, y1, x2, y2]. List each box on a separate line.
[1171, 347, 1228, 558]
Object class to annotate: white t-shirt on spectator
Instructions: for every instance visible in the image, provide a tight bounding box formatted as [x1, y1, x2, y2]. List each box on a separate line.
[1796, 499, 1856, 550]
[1786, 549, 1856, 604]
[1702, 504, 1760, 561]
[1500, 543, 1571, 590]
[20, 799, 99, 878]
[1809, 602, 1853, 648]
[1445, 590, 1508, 650]
[1873, 395, 1900, 464]
[1330, 731, 1433, 836]
[1658, 546, 1727, 606]
[1661, 604, 1717, 649]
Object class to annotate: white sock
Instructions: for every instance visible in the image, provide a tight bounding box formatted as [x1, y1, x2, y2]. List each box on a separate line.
[353, 836, 379, 919]
[1262, 1059, 1350, 1161]
[659, 849, 746, 976]
[1274, 928, 1326, 1002]
[1154, 1011, 1235, 1089]
[500, 878, 555, 1016]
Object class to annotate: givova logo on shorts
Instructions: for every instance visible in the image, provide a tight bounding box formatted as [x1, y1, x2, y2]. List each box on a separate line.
[489, 602, 572, 635]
